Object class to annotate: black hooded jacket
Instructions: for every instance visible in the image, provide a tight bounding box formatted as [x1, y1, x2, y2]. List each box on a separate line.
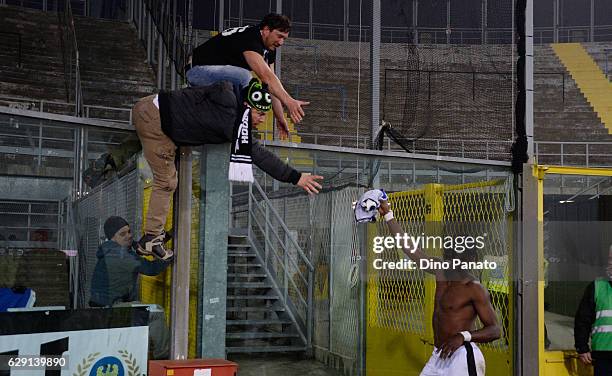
[158, 81, 300, 185]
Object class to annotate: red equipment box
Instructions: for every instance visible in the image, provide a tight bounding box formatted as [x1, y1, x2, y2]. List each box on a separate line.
[149, 359, 238, 376]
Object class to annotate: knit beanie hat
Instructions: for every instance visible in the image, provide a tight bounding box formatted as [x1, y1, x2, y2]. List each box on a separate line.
[242, 78, 272, 112]
[104, 216, 129, 240]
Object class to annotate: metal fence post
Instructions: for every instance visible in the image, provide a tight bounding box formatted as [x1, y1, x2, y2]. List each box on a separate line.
[157, 30, 165, 90]
[371, 0, 381, 148]
[171, 146, 192, 359]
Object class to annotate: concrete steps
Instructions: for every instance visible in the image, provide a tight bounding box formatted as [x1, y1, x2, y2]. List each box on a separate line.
[73, 14, 156, 110]
[225, 234, 307, 355]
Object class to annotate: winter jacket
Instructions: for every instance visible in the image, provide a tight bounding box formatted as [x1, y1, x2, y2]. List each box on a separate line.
[89, 240, 169, 307]
[158, 81, 301, 185]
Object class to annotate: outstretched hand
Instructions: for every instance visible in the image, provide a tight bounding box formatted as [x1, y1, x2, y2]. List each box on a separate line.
[276, 115, 290, 140]
[286, 98, 310, 123]
[297, 173, 323, 195]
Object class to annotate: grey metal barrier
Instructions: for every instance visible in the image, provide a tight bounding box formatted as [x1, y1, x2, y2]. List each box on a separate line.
[232, 179, 315, 348]
[534, 141, 612, 168]
[58, 0, 84, 116]
[0, 95, 131, 123]
[128, 0, 189, 90]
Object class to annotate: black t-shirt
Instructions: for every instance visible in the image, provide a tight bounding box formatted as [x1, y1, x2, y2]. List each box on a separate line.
[192, 25, 276, 70]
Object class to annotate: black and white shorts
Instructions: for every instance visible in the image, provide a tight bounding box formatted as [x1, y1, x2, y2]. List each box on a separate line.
[420, 342, 485, 376]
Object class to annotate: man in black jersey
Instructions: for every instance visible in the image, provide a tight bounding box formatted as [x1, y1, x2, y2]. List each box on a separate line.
[188, 13, 308, 139]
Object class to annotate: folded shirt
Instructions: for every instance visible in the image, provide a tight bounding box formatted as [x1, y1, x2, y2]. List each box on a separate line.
[354, 189, 388, 223]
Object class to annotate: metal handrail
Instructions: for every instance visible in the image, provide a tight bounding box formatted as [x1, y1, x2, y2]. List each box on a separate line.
[250, 180, 314, 271]
[248, 209, 308, 307]
[249, 199, 309, 286]
[60, 0, 84, 116]
[0, 95, 132, 123]
[605, 49, 612, 79]
[534, 141, 612, 168]
[240, 179, 313, 346]
[131, 0, 190, 82]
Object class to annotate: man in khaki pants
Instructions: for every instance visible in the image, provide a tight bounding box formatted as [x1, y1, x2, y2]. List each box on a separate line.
[132, 94, 177, 260]
[132, 79, 323, 259]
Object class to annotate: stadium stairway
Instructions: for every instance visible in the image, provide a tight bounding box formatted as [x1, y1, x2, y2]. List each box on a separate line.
[552, 43, 612, 134]
[534, 44, 612, 141]
[225, 233, 308, 354]
[73, 15, 157, 114]
[0, 5, 156, 119]
[582, 42, 612, 77]
[0, 6, 69, 107]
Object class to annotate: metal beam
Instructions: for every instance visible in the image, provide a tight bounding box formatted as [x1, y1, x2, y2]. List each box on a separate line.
[590, 0, 595, 42]
[218, 0, 224, 32]
[371, 0, 381, 148]
[537, 165, 612, 177]
[170, 146, 193, 359]
[0, 106, 134, 130]
[199, 143, 231, 358]
[262, 140, 512, 166]
[157, 33, 165, 90]
[520, 163, 542, 375]
[526, 0, 534, 158]
[413, 0, 418, 44]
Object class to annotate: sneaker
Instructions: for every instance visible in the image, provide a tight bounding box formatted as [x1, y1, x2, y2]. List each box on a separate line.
[137, 232, 174, 261]
[135, 230, 172, 256]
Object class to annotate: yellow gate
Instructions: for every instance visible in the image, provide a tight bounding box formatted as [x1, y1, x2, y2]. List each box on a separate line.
[366, 179, 513, 375]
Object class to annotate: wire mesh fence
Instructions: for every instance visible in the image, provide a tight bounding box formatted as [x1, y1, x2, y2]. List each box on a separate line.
[367, 177, 513, 371]
[73, 166, 141, 307]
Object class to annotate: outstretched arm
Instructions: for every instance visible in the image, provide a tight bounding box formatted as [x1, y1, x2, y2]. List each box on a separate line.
[269, 63, 289, 140]
[251, 141, 323, 194]
[244, 52, 309, 123]
[377, 199, 442, 272]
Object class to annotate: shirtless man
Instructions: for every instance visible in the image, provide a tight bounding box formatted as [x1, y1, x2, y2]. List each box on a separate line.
[378, 200, 501, 376]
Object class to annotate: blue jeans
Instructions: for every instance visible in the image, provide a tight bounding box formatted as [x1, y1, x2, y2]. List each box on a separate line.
[187, 65, 252, 102]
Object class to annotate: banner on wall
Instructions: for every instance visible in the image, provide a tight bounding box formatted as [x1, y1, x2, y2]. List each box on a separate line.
[0, 307, 149, 376]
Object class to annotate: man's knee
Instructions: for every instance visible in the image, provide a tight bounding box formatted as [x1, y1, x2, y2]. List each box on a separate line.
[234, 68, 253, 87]
[154, 173, 178, 193]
